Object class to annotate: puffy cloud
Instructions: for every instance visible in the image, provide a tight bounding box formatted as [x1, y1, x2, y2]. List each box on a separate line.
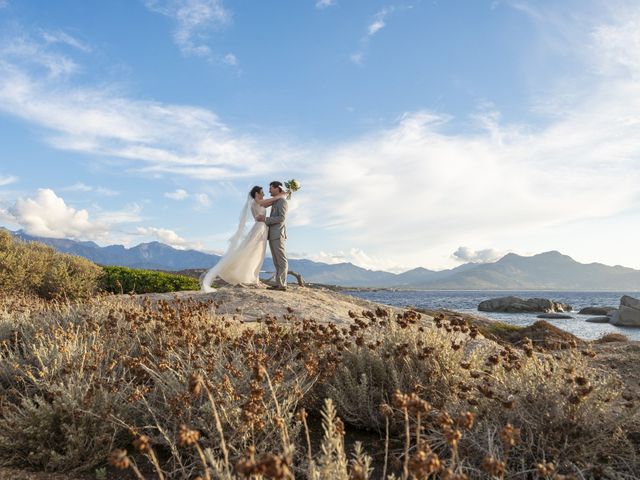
[452, 247, 504, 264]
[8, 188, 107, 239]
[164, 189, 189, 200]
[136, 226, 194, 250]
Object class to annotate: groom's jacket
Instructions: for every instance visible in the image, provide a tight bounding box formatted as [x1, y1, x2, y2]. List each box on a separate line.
[265, 198, 288, 241]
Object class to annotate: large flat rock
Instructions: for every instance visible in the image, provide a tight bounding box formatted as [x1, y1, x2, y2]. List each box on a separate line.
[137, 285, 408, 326]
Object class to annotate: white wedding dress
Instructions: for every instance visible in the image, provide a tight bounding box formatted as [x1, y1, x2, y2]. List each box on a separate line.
[201, 196, 268, 292]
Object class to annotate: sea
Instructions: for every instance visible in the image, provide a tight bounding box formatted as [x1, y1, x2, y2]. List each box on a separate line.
[341, 290, 640, 341]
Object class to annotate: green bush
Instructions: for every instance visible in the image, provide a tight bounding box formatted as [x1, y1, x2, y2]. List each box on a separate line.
[0, 230, 101, 299]
[99, 265, 199, 294]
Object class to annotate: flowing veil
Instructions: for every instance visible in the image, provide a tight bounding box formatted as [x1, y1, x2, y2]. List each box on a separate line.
[201, 194, 253, 292]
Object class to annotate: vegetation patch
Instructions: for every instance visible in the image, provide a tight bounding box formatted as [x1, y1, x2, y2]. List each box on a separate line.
[99, 266, 200, 294]
[0, 230, 101, 300]
[0, 294, 638, 479]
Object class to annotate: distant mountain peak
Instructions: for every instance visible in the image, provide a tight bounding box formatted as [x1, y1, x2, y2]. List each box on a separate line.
[5, 229, 639, 290]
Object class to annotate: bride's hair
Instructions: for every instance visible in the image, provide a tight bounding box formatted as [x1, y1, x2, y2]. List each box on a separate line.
[249, 186, 263, 198]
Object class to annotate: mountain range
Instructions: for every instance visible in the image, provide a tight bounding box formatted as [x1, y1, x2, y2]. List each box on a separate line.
[7, 229, 640, 290]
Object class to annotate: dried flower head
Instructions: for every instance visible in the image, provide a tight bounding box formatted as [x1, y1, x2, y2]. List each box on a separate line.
[500, 423, 520, 448]
[108, 449, 130, 469]
[132, 435, 151, 454]
[481, 456, 505, 477]
[189, 372, 204, 397]
[178, 424, 200, 446]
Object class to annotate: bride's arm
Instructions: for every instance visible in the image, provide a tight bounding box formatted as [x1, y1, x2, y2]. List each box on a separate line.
[256, 194, 286, 207]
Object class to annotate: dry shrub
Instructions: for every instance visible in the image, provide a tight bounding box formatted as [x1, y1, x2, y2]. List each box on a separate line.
[319, 311, 640, 478]
[595, 332, 629, 343]
[0, 230, 101, 299]
[0, 294, 638, 478]
[314, 310, 478, 430]
[0, 295, 341, 476]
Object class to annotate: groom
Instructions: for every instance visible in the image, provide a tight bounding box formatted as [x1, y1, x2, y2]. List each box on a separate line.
[257, 181, 288, 291]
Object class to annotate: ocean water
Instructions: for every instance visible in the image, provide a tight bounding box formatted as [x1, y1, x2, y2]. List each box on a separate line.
[341, 290, 640, 341]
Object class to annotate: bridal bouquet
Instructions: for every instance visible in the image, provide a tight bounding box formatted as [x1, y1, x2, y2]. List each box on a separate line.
[284, 179, 301, 200]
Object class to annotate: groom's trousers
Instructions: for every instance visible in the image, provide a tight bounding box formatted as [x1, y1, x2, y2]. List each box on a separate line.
[269, 237, 288, 287]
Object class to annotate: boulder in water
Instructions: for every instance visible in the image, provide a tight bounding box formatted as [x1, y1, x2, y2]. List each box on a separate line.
[609, 296, 640, 327]
[585, 316, 611, 323]
[578, 306, 615, 316]
[537, 313, 573, 319]
[478, 296, 572, 313]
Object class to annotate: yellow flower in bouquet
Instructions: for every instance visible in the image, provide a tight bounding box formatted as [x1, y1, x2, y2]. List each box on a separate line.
[284, 179, 301, 200]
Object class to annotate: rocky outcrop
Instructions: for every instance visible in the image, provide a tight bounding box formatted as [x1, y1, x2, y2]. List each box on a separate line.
[135, 285, 407, 326]
[585, 316, 611, 323]
[610, 296, 640, 327]
[537, 313, 573, 319]
[578, 306, 616, 315]
[478, 296, 572, 313]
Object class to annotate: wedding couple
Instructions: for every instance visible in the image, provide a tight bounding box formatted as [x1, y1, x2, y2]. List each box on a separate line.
[201, 181, 289, 292]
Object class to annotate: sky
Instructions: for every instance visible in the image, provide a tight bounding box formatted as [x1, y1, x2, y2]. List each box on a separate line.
[0, 0, 639, 273]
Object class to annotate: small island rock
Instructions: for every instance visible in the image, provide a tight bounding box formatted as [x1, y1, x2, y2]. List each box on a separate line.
[537, 313, 574, 319]
[578, 306, 615, 316]
[478, 296, 572, 313]
[585, 316, 611, 323]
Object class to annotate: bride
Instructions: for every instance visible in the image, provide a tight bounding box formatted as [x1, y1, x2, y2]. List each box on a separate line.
[201, 186, 286, 292]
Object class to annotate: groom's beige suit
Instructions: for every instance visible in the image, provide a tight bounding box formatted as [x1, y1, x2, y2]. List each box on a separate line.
[265, 198, 288, 287]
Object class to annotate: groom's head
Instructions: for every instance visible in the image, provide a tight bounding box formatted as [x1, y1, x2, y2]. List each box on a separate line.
[269, 181, 284, 197]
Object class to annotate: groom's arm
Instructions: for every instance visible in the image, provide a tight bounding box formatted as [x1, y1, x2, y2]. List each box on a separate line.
[265, 200, 288, 226]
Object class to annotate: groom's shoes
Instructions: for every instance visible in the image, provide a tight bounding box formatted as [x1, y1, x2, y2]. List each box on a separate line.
[267, 285, 287, 291]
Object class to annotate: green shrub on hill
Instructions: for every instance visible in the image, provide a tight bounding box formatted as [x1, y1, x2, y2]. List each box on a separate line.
[99, 265, 199, 294]
[0, 230, 101, 299]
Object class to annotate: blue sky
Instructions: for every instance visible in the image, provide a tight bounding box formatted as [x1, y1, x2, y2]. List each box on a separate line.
[0, 0, 639, 272]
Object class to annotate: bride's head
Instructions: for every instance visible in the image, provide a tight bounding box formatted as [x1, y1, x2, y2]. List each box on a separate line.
[249, 186, 264, 201]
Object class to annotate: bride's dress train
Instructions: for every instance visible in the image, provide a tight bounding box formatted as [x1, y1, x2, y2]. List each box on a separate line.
[201, 197, 267, 292]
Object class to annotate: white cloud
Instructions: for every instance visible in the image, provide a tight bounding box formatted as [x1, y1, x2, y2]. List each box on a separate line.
[164, 188, 189, 200]
[136, 226, 194, 250]
[94, 203, 143, 224]
[351, 7, 396, 65]
[452, 247, 504, 264]
[368, 8, 392, 37]
[316, 0, 336, 9]
[0, 189, 144, 241]
[62, 182, 120, 196]
[223, 52, 237, 66]
[143, 0, 230, 59]
[0, 35, 278, 181]
[7, 188, 108, 239]
[0, 35, 79, 78]
[299, 248, 409, 273]
[41, 30, 91, 53]
[350, 52, 363, 66]
[0, 174, 18, 186]
[195, 192, 211, 207]
[307, 66, 640, 266]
